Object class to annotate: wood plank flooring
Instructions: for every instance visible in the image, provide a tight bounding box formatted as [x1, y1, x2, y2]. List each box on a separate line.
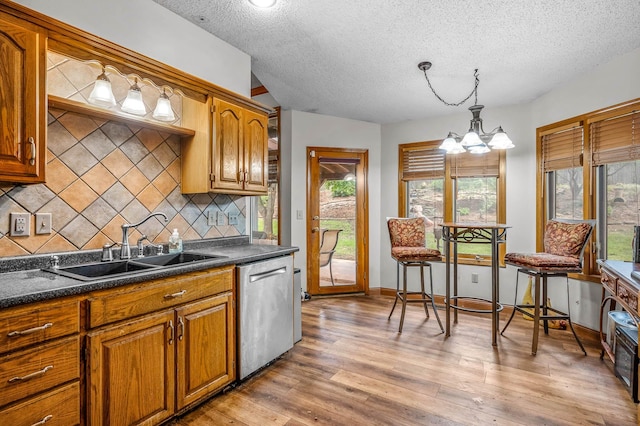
[170, 295, 637, 425]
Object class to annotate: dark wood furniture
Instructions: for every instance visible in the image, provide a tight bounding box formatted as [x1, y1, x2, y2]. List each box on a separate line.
[597, 260, 640, 360]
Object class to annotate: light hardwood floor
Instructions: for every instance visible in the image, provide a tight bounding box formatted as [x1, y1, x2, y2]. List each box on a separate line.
[171, 295, 637, 425]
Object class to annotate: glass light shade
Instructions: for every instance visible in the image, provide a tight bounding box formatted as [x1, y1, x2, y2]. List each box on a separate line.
[88, 73, 116, 107]
[439, 133, 458, 152]
[121, 80, 147, 116]
[488, 128, 515, 149]
[152, 92, 175, 122]
[448, 142, 466, 154]
[461, 130, 482, 147]
[468, 143, 491, 154]
[249, 0, 276, 7]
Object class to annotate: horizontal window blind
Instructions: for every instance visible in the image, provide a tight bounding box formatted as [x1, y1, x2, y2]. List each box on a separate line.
[450, 149, 500, 178]
[400, 146, 445, 180]
[541, 125, 583, 171]
[591, 110, 640, 165]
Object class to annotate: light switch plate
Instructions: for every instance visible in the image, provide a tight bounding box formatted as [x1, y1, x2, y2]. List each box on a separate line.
[216, 211, 225, 226]
[207, 210, 216, 226]
[228, 213, 239, 225]
[35, 213, 52, 234]
[10, 212, 30, 237]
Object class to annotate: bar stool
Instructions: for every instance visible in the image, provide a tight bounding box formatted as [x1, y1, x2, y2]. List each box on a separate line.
[501, 219, 595, 355]
[387, 217, 444, 333]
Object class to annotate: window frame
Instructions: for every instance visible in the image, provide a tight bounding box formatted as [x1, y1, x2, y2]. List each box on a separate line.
[398, 140, 507, 266]
[536, 98, 640, 281]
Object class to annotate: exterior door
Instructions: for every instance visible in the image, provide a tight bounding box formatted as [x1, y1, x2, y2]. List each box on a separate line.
[307, 147, 368, 295]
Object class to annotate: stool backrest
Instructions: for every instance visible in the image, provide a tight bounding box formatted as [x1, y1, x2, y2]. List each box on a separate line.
[387, 217, 427, 248]
[543, 219, 595, 260]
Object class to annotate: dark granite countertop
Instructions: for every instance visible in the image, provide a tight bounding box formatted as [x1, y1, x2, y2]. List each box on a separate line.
[0, 236, 298, 309]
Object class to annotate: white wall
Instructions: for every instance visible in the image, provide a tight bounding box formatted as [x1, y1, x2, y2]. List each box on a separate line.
[286, 110, 381, 290]
[13, 0, 251, 97]
[380, 46, 640, 330]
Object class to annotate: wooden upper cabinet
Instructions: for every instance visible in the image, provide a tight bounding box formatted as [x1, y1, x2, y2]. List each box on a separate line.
[243, 109, 269, 193]
[212, 99, 244, 192]
[0, 12, 46, 184]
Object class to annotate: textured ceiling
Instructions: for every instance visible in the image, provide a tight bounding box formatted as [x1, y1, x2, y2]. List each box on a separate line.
[153, 0, 640, 124]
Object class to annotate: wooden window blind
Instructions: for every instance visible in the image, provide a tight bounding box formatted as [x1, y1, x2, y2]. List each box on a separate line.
[400, 145, 445, 180]
[541, 124, 583, 171]
[591, 110, 640, 165]
[449, 149, 500, 178]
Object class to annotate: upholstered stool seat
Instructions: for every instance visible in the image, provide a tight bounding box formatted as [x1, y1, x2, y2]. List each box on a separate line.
[387, 217, 444, 333]
[501, 219, 595, 355]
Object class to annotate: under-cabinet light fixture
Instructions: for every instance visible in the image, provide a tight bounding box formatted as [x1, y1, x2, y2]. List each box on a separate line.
[121, 78, 147, 116]
[249, 0, 277, 8]
[152, 89, 175, 122]
[88, 67, 116, 107]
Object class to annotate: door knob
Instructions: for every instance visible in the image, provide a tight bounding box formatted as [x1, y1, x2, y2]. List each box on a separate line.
[312, 227, 319, 233]
[312, 216, 319, 220]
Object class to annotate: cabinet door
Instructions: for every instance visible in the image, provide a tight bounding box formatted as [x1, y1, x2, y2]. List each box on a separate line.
[212, 98, 244, 192]
[175, 292, 235, 410]
[87, 311, 175, 426]
[0, 13, 46, 183]
[243, 109, 269, 193]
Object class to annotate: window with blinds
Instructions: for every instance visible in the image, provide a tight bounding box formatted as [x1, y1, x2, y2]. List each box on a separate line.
[450, 149, 501, 178]
[400, 144, 445, 180]
[541, 124, 584, 172]
[591, 109, 640, 165]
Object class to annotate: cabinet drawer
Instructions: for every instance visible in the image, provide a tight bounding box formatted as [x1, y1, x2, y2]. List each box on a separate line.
[617, 279, 638, 313]
[0, 299, 79, 354]
[0, 381, 79, 426]
[0, 336, 79, 407]
[88, 266, 234, 328]
[600, 268, 617, 295]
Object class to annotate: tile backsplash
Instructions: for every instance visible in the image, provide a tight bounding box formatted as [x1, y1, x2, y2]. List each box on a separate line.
[0, 53, 246, 258]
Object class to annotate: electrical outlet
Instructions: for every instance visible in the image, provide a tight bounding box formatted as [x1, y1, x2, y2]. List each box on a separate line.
[228, 213, 239, 225]
[10, 212, 30, 237]
[207, 210, 216, 226]
[35, 213, 52, 234]
[471, 273, 479, 283]
[216, 211, 225, 226]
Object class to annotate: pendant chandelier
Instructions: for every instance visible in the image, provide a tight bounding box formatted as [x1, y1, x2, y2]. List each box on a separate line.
[418, 61, 514, 154]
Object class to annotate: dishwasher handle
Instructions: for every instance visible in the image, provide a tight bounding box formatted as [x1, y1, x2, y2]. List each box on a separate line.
[249, 266, 287, 283]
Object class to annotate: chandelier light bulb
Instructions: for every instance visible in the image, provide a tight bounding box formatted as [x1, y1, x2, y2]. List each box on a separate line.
[488, 127, 515, 149]
[461, 130, 482, 147]
[249, 0, 276, 8]
[449, 142, 467, 154]
[439, 133, 458, 152]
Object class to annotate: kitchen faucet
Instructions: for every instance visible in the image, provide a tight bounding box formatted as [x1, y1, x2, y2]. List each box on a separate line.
[120, 212, 168, 259]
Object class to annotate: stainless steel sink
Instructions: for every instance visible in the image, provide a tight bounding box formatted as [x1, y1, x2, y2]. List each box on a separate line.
[43, 259, 159, 281]
[133, 252, 227, 267]
[43, 251, 226, 281]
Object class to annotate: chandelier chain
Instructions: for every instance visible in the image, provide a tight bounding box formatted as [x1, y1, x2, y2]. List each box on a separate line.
[421, 68, 479, 107]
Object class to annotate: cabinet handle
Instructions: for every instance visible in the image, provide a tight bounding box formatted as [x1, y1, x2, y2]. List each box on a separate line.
[164, 290, 186, 299]
[8, 365, 53, 383]
[30, 415, 53, 426]
[238, 170, 244, 182]
[244, 171, 248, 183]
[168, 320, 174, 345]
[8, 322, 53, 337]
[177, 316, 184, 341]
[28, 137, 36, 165]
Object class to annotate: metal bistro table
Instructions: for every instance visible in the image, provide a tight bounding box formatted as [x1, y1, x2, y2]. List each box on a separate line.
[442, 222, 509, 346]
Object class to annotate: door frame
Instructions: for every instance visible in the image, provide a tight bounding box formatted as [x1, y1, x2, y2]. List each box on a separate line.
[306, 147, 369, 295]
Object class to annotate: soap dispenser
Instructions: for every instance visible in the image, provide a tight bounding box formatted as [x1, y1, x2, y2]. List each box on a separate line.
[168, 228, 183, 253]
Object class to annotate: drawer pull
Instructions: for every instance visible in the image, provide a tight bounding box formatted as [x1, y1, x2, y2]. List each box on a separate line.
[8, 365, 53, 383]
[164, 290, 186, 299]
[31, 415, 53, 426]
[8, 322, 53, 337]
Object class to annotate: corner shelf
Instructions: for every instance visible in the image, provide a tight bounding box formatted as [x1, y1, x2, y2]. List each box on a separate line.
[48, 95, 196, 137]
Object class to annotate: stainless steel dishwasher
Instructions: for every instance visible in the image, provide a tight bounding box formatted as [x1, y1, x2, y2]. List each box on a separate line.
[237, 255, 294, 380]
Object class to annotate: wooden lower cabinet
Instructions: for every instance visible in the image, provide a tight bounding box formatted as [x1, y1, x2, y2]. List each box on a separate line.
[87, 292, 235, 425]
[177, 292, 235, 410]
[87, 310, 176, 426]
[0, 381, 80, 426]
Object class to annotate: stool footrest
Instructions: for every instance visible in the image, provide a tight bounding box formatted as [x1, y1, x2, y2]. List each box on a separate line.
[514, 304, 569, 321]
